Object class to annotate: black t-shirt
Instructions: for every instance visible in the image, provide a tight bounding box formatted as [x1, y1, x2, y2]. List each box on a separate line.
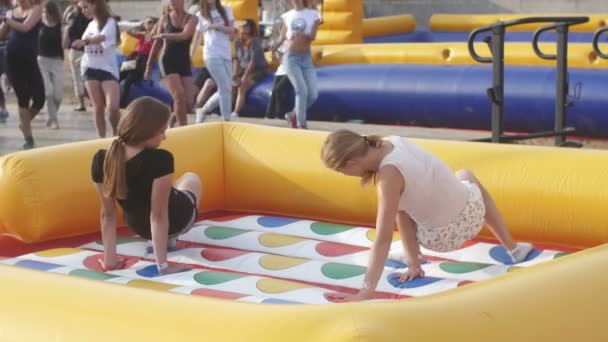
[91, 148, 195, 239]
[39, 24, 64, 59]
[67, 11, 91, 51]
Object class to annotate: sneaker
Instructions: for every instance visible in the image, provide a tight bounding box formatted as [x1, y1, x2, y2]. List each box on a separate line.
[230, 112, 239, 121]
[23, 140, 35, 150]
[195, 108, 206, 124]
[284, 112, 297, 128]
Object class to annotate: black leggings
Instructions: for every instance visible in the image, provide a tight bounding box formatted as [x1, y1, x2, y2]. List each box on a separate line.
[266, 75, 293, 119]
[6, 56, 45, 110]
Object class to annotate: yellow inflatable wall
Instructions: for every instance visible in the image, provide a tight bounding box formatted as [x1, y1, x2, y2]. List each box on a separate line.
[315, 0, 363, 45]
[362, 14, 416, 37]
[0, 123, 607, 341]
[310, 42, 608, 69]
[430, 14, 608, 32]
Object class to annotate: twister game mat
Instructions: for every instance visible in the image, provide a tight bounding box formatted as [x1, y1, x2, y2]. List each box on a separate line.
[0, 214, 576, 304]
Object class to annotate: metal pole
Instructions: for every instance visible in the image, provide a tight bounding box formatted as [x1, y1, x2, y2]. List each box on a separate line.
[555, 24, 568, 146]
[491, 25, 505, 143]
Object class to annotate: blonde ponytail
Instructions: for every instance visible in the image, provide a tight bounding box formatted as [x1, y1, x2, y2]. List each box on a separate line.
[103, 139, 127, 199]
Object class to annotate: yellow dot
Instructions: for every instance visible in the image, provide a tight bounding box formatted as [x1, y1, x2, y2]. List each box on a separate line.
[126, 279, 180, 291]
[366, 230, 400, 242]
[34, 248, 82, 257]
[258, 255, 309, 270]
[256, 278, 312, 294]
[258, 233, 306, 248]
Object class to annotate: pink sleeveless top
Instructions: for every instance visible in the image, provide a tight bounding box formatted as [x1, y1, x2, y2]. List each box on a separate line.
[379, 136, 470, 228]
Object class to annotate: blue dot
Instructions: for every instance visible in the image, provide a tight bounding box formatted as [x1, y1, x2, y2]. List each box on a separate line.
[15, 259, 63, 271]
[489, 246, 542, 265]
[257, 216, 301, 228]
[136, 264, 161, 277]
[262, 298, 301, 305]
[386, 273, 442, 288]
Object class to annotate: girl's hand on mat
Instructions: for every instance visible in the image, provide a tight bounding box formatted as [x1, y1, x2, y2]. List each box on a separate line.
[326, 290, 372, 303]
[399, 265, 425, 283]
[159, 264, 191, 275]
[98, 256, 126, 272]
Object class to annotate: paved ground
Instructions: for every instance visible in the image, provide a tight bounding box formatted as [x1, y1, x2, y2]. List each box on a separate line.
[0, 103, 493, 156]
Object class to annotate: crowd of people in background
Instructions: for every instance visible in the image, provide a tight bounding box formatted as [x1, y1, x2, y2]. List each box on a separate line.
[0, 0, 321, 149]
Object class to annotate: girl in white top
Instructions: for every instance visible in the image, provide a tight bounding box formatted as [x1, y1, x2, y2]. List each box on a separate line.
[190, 0, 236, 122]
[321, 130, 534, 302]
[274, 0, 320, 129]
[72, 0, 120, 138]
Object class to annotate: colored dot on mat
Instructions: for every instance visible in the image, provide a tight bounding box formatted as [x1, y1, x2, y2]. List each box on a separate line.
[439, 262, 491, 274]
[310, 222, 353, 235]
[387, 274, 442, 289]
[69, 269, 120, 280]
[457, 280, 475, 287]
[204, 226, 249, 240]
[553, 252, 570, 259]
[201, 248, 251, 262]
[209, 214, 248, 222]
[127, 279, 180, 291]
[34, 248, 82, 257]
[256, 278, 312, 294]
[95, 237, 146, 246]
[366, 229, 400, 242]
[259, 255, 309, 270]
[193, 271, 245, 285]
[489, 246, 542, 265]
[257, 216, 301, 228]
[136, 264, 163, 278]
[15, 259, 63, 271]
[262, 298, 301, 305]
[315, 242, 368, 257]
[321, 263, 366, 279]
[258, 233, 306, 248]
[191, 288, 247, 300]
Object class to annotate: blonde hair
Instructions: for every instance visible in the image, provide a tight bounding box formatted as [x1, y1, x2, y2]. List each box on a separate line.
[103, 97, 171, 199]
[321, 129, 384, 186]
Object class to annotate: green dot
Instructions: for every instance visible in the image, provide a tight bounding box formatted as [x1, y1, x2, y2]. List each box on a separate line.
[69, 269, 120, 280]
[311, 222, 354, 236]
[204, 226, 249, 240]
[439, 262, 491, 274]
[194, 271, 245, 285]
[321, 263, 366, 279]
[554, 252, 570, 259]
[95, 237, 146, 245]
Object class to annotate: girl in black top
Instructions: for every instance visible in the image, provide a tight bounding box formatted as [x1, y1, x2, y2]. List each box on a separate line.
[0, 0, 45, 149]
[145, 0, 197, 127]
[38, 1, 63, 129]
[91, 97, 203, 275]
[0, 0, 12, 124]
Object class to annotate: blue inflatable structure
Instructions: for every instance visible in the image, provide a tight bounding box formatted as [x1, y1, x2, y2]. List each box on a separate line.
[243, 64, 608, 138]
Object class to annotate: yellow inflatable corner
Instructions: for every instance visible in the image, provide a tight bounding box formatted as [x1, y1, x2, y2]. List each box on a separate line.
[363, 15, 416, 37]
[430, 14, 608, 32]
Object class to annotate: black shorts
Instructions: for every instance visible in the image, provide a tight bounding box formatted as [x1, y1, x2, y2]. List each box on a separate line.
[168, 189, 198, 238]
[160, 54, 192, 78]
[84, 68, 118, 82]
[236, 69, 269, 83]
[194, 67, 211, 88]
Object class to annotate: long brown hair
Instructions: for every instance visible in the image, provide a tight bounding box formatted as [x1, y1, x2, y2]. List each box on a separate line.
[103, 97, 171, 199]
[199, 0, 229, 26]
[44, 1, 62, 28]
[85, 0, 120, 45]
[321, 129, 385, 186]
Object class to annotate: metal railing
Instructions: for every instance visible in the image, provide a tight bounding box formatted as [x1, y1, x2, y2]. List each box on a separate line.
[467, 16, 589, 147]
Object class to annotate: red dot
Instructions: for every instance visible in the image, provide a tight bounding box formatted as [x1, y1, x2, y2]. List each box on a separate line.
[201, 248, 251, 262]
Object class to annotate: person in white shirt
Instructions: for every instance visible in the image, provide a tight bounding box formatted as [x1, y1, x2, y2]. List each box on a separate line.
[265, 42, 293, 119]
[274, 0, 320, 129]
[321, 130, 535, 302]
[190, 0, 236, 122]
[72, 0, 120, 138]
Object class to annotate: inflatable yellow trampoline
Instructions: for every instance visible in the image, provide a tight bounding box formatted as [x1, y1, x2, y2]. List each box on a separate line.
[0, 123, 607, 340]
